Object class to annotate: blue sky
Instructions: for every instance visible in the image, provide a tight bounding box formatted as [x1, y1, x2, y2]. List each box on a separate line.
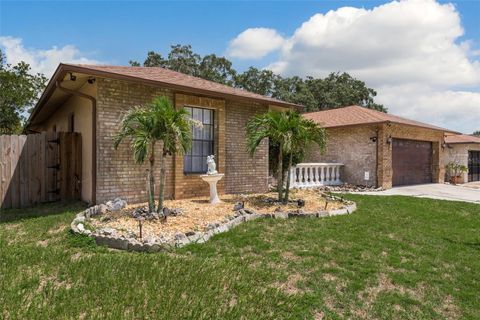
[2, 0, 479, 70]
[1, 0, 479, 132]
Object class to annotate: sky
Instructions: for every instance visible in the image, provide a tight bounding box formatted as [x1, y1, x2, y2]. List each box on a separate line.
[1, 0, 479, 133]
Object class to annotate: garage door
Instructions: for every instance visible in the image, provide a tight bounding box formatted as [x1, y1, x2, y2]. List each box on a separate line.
[392, 139, 432, 186]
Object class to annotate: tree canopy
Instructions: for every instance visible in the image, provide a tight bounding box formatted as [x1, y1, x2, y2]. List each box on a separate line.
[131, 45, 386, 113]
[0, 50, 47, 134]
[473, 130, 480, 136]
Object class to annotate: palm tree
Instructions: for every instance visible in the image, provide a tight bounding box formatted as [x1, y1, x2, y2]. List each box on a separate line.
[246, 111, 290, 201]
[114, 106, 157, 212]
[282, 112, 326, 203]
[114, 96, 192, 213]
[246, 110, 326, 203]
[150, 96, 192, 212]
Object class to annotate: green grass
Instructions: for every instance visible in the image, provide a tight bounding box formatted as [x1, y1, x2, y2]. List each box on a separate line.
[1, 196, 479, 319]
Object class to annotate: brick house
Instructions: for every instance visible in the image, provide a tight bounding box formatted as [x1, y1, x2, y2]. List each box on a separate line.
[303, 106, 458, 189]
[444, 134, 480, 183]
[26, 64, 299, 204]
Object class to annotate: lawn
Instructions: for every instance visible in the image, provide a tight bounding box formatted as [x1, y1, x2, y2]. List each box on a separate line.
[1, 195, 479, 319]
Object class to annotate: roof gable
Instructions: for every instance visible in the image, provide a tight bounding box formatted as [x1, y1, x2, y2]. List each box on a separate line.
[304, 105, 456, 133]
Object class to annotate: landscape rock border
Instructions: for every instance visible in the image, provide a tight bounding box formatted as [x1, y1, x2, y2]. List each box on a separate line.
[71, 196, 357, 253]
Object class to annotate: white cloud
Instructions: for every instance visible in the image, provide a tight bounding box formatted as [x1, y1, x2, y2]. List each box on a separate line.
[0, 36, 102, 78]
[229, 0, 480, 133]
[227, 28, 285, 59]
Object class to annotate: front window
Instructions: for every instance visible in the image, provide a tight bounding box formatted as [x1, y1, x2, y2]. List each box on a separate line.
[183, 107, 214, 174]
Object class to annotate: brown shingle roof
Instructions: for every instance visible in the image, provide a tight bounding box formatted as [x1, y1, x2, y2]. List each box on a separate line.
[64, 64, 301, 108]
[303, 105, 457, 133]
[445, 134, 480, 144]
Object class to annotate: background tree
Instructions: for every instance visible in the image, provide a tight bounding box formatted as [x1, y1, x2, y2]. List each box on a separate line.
[132, 45, 385, 113]
[473, 130, 480, 136]
[234, 67, 276, 96]
[198, 54, 236, 85]
[0, 50, 47, 134]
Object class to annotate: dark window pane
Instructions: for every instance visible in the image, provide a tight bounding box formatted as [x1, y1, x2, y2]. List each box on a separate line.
[193, 108, 202, 121]
[203, 141, 212, 156]
[184, 107, 214, 173]
[192, 141, 202, 156]
[183, 155, 192, 172]
[203, 125, 212, 140]
[193, 126, 202, 139]
[192, 156, 203, 172]
[203, 109, 212, 124]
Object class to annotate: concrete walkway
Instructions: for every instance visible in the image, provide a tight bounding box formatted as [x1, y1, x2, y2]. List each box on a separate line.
[356, 183, 480, 204]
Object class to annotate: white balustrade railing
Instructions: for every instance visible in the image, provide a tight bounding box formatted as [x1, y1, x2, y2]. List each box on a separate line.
[289, 163, 344, 188]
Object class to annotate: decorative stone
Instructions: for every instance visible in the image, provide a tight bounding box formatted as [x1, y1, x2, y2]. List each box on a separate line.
[70, 194, 358, 252]
[98, 204, 109, 214]
[105, 198, 127, 212]
[274, 212, 288, 219]
[297, 199, 305, 207]
[233, 202, 244, 211]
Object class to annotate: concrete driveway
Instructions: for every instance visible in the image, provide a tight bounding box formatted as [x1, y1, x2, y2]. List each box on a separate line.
[357, 183, 480, 204]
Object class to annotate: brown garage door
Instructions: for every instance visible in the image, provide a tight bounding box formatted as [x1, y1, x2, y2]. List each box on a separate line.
[392, 138, 432, 186]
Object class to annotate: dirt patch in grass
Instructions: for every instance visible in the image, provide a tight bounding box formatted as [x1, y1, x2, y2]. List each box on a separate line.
[36, 239, 49, 247]
[48, 225, 67, 235]
[90, 189, 343, 240]
[435, 295, 461, 320]
[272, 272, 307, 295]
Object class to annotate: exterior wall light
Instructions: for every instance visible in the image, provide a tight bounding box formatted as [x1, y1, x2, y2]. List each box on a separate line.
[386, 135, 392, 144]
[69, 73, 77, 81]
[87, 77, 96, 84]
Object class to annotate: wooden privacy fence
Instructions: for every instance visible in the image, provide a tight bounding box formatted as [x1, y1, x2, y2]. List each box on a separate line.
[0, 132, 82, 209]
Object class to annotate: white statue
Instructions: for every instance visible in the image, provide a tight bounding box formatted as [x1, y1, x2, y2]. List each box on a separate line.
[206, 155, 218, 175]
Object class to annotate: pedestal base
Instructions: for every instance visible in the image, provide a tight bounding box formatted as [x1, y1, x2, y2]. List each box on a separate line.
[200, 174, 225, 204]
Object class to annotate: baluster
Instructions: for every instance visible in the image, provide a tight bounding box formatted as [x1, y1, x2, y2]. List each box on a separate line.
[320, 166, 324, 184]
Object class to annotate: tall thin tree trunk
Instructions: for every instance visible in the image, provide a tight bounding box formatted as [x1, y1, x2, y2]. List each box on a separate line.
[284, 153, 293, 204]
[148, 141, 155, 212]
[157, 149, 167, 213]
[277, 144, 284, 201]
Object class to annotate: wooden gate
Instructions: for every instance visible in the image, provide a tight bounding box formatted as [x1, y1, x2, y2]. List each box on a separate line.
[0, 132, 81, 209]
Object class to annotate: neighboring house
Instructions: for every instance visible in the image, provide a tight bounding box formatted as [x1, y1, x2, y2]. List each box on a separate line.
[303, 106, 458, 189]
[26, 64, 299, 204]
[444, 134, 480, 183]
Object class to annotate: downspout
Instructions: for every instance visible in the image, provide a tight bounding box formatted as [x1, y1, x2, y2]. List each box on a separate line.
[56, 80, 97, 204]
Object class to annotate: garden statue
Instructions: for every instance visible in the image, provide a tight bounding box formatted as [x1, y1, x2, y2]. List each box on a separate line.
[206, 155, 218, 175]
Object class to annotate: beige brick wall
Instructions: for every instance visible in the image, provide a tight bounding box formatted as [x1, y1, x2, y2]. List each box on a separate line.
[96, 78, 175, 204]
[305, 125, 378, 186]
[96, 78, 269, 204]
[225, 100, 269, 194]
[306, 123, 447, 188]
[444, 143, 480, 183]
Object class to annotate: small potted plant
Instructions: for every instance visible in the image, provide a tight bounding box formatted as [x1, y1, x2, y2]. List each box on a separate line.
[445, 161, 468, 185]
